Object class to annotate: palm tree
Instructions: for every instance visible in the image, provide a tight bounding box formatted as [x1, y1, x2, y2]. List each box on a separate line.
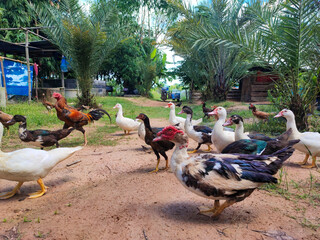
[191, 0, 319, 130]
[167, 0, 253, 101]
[30, 0, 120, 106]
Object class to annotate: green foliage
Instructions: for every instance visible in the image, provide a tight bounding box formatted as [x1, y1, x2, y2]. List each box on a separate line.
[167, 0, 253, 101]
[30, 0, 121, 106]
[100, 37, 166, 96]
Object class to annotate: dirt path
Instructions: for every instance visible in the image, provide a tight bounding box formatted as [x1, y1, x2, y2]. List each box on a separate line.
[0, 104, 319, 239]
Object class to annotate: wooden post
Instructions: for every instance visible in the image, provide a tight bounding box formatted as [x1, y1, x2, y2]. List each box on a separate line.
[61, 72, 65, 96]
[0, 58, 7, 100]
[25, 30, 32, 103]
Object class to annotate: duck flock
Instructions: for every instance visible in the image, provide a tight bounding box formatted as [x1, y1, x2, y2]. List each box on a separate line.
[0, 96, 319, 219]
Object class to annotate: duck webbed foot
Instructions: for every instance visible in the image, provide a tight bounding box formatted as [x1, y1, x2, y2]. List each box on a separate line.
[28, 178, 48, 199]
[198, 199, 236, 218]
[198, 200, 220, 217]
[298, 154, 309, 165]
[188, 149, 198, 154]
[301, 157, 317, 169]
[205, 145, 212, 152]
[0, 182, 23, 199]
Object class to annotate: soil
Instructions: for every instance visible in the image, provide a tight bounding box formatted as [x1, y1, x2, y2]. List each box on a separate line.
[0, 98, 319, 240]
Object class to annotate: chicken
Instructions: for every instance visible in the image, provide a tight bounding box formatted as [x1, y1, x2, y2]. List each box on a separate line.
[52, 92, 111, 145]
[154, 126, 295, 218]
[41, 93, 55, 113]
[0, 110, 14, 136]
[136, 113, 174, 173]
[202, 102, 213, 118]
[7, 115, 75, 149]
[176, 100, 182, 107]
[249, 103, 271, 121]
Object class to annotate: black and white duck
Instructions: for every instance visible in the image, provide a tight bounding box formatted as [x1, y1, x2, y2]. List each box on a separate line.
[178, 106, 212, 153]
[154, 126, 295, 218]
[8, 115, 75, 149]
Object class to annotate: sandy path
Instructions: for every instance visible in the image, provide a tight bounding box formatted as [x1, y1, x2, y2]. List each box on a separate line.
[0, 118, 319, 239]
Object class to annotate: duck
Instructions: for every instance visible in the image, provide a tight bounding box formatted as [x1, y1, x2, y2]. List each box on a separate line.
[0, 110, 15, 136]
[221, 129, 299, 155]
[275, 109, 320, 168]
[154, 126, 295, 218]
[136, 113, 174, 173]
[223, 115, 272, 141]
[178, 106, 212, 153]
[0, 122, 82, 199]
[208, 107, 235, 152]
[7, 115, 75, 149]
[166, 102, 202, 130]
[113, 103, 140, 135]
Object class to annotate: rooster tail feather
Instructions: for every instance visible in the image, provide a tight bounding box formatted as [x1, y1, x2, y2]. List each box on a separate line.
[88, 109, 111, 122]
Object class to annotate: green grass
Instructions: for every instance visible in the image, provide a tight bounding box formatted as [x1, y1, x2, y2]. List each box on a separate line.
[1, 97, 319, 150]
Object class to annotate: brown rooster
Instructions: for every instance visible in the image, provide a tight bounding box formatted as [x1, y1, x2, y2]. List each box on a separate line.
[52, 92, 111, 145]
[249, 103, 271, 121]
[41, 93, 55, 113]
[0, 110, 15, 136]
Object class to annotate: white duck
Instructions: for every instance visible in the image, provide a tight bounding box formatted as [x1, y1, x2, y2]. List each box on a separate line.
[0, 122, 82, 199]
[275, 109, 320, 168]
[208, 107, 235, 152]
[113, 103, 140, 135]
[166, 102, 202, 130]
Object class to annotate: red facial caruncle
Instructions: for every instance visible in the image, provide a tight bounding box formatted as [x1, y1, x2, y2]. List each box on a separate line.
[157, 126, 183, 141]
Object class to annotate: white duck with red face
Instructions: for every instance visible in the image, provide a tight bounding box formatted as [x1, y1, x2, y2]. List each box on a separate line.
[275, 109, 320, 168]
[208, 107, 235, 152]
[166, 102, 202, 130]
[113, 103, 140, 135]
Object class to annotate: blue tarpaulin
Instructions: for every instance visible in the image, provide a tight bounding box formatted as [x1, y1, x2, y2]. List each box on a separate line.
[0, 59, 33, 96]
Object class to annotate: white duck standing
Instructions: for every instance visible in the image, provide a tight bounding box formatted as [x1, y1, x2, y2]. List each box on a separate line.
[275, 109, 320, 168]
[113, 103, 140, 135]
[166, 102, 202, 130]
[0, 122, 82, 199]
[208, 107, 235, 152]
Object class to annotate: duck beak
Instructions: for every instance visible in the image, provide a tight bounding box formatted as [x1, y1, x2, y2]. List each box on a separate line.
[177, 110, 184, 115]
[208, 108, 218, 116]
[223, 118, 233, 126]
[274, 111, 283, 118]
[113, 105, 117, 109]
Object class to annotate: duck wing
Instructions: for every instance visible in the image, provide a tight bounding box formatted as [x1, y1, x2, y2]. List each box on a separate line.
[193, 125, 212, 134]
[221, 139, 267, 155]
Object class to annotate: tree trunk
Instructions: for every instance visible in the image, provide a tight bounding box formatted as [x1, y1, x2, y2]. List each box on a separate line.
[289, 96, 308, 131]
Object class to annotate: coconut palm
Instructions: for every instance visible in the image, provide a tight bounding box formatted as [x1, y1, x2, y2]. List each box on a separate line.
[188, 0, 319, 130]
[29, 0, 121, 106]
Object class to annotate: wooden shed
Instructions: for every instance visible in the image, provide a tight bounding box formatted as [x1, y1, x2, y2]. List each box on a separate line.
[239, 71, 278, 102]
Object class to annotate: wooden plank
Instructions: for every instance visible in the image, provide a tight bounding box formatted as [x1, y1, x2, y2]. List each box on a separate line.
[251, 96, 268, 102]
[241, 76, 253, 102]
[251, 84, 273, 91]
[251, 91, 268, 97]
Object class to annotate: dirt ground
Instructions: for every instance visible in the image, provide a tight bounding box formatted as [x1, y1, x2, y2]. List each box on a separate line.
[0, 99, 319, 240]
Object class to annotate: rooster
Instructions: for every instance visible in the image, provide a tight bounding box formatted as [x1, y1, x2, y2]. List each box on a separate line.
[52, 92, 111, 145]
[41, 93, 55, 114]
[249, 103, 271, 121]
[0, 111, 15, 136]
